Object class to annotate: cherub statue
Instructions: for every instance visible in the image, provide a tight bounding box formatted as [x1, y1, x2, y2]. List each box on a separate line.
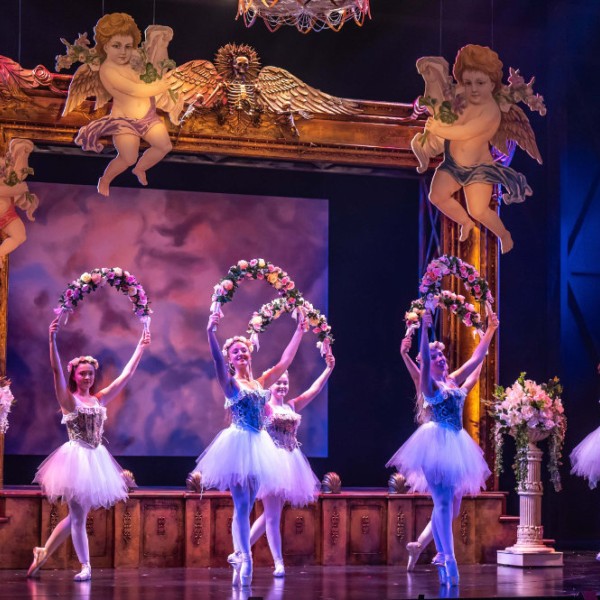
[58, 13, 176, 196]
[156, 43, 359, 136]
[0, 138, 39, 262]
[411, 44, 546, 254]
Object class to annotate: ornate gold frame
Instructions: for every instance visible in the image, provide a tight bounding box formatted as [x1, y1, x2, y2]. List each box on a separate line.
[0, 55, 499, 486]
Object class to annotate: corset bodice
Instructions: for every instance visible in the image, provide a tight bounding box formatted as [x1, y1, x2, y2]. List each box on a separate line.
[424, 383, 466, 432]
[62, 404, 106, 448]
[267, 406, 301, 452]
[225, 385, 269, 432]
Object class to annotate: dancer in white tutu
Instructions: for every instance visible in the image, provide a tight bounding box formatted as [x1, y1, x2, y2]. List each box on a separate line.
[199, 312, 305, 587]
[399, 335, 483, 571]
[387, 306, 497, 585]
[28, 316, 150, 581]
[570, 363, 600, 560]
[240, 351, 335, 578]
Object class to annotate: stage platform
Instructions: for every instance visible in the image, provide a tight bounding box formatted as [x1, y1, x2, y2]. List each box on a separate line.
[0, 552, 598, 599]
[0, 487, 518, 570]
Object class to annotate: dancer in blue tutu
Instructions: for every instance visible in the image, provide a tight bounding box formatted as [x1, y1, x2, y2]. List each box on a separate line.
[198, 312, 305, 587]
[28, 316, 150, 581]
[387, 306, 497, 585]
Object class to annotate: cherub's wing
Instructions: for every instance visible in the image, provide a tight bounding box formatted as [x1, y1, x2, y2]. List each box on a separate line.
[256, 66, 360, 116]
[415, 56, 455, 107]
[156, 60, 223, 124]
[491, 104, 542, 164]
[62, 63, 110, 117]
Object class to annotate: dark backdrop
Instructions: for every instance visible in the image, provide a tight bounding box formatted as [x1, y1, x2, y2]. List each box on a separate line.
[2, 0, 600, 547]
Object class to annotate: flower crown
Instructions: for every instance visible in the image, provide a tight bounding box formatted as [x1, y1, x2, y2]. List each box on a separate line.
[67, 355, 99, 374]
[221, 336, 254, 357]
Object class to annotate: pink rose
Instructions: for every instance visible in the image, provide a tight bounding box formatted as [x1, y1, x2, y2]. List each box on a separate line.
[467, 274, 476, 283]
[222, 280, 234, 291]
[128, 286, 138, 297]
[257, 272, 264, 280]
[91, 272, 102, 285]
[238, 260, 249, 270]
[250, 259, 258, 267]
[473, 285, 481, 294]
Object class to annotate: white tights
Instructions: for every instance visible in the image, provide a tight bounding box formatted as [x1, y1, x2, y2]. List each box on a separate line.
[429, 483, 461, 562]
[230, 481, 259, 557]
[418, 492, 462, 551]
[40, 500, 90, 564]
[249, 496, 285, 563]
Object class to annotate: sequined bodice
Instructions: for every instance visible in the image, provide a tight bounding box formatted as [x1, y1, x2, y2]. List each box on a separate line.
[62, 404, 106, 448]
[267, 406, 301, 452]
[424, 384, 466, 432]
[225, 385, 269, 432]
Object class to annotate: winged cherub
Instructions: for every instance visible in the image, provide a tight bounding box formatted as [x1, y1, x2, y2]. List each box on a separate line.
[0, 138, 39, 263]
[58, 13, 175, 196]
[156, 43, 359, 135]
[411, 44, 546, 254]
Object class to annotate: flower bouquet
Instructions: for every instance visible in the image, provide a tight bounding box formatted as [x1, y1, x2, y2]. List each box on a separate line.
[489, 373, 566, 491]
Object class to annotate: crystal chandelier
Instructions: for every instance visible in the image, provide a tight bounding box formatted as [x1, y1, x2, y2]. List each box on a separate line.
[237, 0, 371, 33]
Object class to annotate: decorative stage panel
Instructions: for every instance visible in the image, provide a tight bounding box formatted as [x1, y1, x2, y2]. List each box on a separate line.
[0, 488, 517, 569]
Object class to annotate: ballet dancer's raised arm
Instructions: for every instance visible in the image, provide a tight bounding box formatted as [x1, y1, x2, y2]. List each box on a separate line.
[97, 330, 151, 405]
[258, 320, 306, 389]
[289, 353, 335, 413]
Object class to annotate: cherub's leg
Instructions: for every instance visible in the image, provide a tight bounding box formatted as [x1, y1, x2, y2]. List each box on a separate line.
[464, 183, 513, 253]
[429, 170, 475, 242]
[98, 134, 140, 197]
[133, 124, 173, 187]
[0, 217, 27, 260]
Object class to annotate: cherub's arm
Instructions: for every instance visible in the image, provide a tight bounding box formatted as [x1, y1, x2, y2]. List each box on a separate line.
[97, 331, 150, 405]
[100, 66, 171, 98]
[426, 110, 500, 142]
[258, 320, 306, 389]
[49, 317, 75, 414]
[0, 182, 28, 198]
[289, 353, 335, 413]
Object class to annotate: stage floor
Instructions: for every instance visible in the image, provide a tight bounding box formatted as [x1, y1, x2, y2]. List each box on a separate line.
[1, 552, 598, 599]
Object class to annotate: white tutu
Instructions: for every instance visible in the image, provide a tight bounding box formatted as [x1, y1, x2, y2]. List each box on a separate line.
[386, 422, 491, 495]
[571, 425, 600, 488]
[33, 441, 128, 509]
[259, 446, 320, 507]
[195, 425, 288, 496]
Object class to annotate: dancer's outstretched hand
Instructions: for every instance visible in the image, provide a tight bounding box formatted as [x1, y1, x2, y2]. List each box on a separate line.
[49, 316, 60, 338]
[325, 353, 336, 370]
[485, 303, 499, 330]
[422, 309, 433, 329]
[400, 337, 412, 356]
[207, 312, 220, 332]
[139, 330, 151, 347]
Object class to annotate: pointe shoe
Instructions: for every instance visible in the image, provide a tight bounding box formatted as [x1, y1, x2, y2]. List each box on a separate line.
[431, 553, 447, 585]
[240, 552, 253, 587]
[406, 541, 423, 571]
[27, 547, 48, 578]
[73, 562, 92, 582]
[444, 557, 459, 586]
[273, 559, 285, 578]
[228, 551, 242, 587]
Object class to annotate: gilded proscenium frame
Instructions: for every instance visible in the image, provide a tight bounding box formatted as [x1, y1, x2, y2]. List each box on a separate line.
[0, 57, 499, 488]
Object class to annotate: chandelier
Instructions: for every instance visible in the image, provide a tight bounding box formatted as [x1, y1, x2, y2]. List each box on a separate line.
[237, 0, 371, 33]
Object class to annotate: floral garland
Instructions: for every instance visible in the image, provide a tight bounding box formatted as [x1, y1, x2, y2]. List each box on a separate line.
[0, 376, 15, 435]
[488, 373, 566, 492]
[56, 32, 176, 83]
[404, 255, 493, 335]
[210, 258, 333, 354]
[55, 268, 152, 323]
